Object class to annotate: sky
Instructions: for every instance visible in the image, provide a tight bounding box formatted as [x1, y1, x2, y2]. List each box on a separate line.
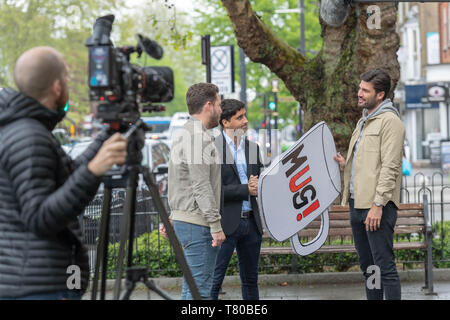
[173, 0, 195, 13]
[127, 0, 196, 14]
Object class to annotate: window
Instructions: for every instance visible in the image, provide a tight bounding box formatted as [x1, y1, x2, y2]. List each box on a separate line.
[413, 29, 417, 53]
[141, 145, 149, 167]
[412, 29, 420, 79]
[448, 5, 450, 48]
[399, 3, 404, 24]
[159, 143, 171, 162]
[152, 144, 166, 169]
[444, 7, 448, 50]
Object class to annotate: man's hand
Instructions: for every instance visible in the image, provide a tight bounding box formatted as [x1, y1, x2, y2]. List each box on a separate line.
[365, 204, 383, 232]
[211, 231, 226, 247]
[88, 133, 128, 177]
[248, 175, 258, 196]
[333, 153, 346, 171]
[159, 219, 173, 238]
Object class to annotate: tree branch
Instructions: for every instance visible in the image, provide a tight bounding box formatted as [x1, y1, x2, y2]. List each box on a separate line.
[221, 0, 306, 97]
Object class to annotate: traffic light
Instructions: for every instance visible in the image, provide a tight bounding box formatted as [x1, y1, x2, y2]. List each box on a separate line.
[269, 101, 276, 111]
[262, 122, 266, 129]
[64, 102, 70, 112]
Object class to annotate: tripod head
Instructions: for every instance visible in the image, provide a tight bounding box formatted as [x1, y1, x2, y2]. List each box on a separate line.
[103, 119, 149, 189]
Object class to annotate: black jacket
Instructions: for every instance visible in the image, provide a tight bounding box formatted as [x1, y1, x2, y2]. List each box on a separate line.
[0, 88, 108, 298]
[216, 132, 264, 236]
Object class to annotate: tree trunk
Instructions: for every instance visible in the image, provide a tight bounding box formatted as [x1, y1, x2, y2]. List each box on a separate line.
[221, 0, 400, 151]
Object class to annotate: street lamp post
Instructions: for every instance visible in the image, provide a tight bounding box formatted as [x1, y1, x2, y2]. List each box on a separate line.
[271, 79, 280, 157]
[298, 0, 305, 137]
[271, 78, 279, 130]
[275, 4, 305, 137]
[299, 0, 305, 55]
[240, 48, 247, 105]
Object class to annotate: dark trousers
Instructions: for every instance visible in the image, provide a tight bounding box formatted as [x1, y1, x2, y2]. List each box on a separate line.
[211, 215, 262, 300]
[349, 199, 401, 300]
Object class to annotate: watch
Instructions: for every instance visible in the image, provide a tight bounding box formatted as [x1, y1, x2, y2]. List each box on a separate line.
[374, 202, 383, 207]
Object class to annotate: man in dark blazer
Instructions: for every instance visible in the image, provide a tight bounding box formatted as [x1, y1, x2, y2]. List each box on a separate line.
[210, 99, 264, 300]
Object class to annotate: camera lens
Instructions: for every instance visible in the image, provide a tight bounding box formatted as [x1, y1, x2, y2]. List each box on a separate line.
[140, 66, 174, 103]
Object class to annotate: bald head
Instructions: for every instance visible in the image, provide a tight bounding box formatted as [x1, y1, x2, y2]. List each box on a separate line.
[14, 47, 67, 102]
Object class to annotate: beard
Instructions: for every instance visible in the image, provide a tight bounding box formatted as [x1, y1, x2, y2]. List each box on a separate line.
[56, 82, 69, 112]
[208, 107, 220, 129]
[55, 83, 69, 122]
[358, 95, 377, 111]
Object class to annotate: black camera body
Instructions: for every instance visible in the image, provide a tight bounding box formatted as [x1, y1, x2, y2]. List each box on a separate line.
[85, 15, 174, 126]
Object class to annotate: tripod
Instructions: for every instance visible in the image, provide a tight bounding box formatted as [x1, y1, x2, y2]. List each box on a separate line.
[90, 120, 201, 300]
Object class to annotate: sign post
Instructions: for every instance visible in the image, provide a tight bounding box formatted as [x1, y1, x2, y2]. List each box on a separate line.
[210, 45, 235, 95]
[201, 35, 211, 83]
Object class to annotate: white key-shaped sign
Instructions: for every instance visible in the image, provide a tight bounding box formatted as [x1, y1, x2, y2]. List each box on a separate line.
[257, 121, 341, 256]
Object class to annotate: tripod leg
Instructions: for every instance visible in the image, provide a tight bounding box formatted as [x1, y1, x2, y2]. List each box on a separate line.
[91, 187, 112, 300]
[113, 168, 139, 300]
[113, 196, 130, 299]
[100, 189, 112, 300]
[143, 279, 173, 300]
[142, 167, 202, 300]
[125, 168, 138, 269]
[120, 280, 136, 300]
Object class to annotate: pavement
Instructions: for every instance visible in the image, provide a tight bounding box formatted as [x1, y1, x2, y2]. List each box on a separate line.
[85, 268, 450, 300]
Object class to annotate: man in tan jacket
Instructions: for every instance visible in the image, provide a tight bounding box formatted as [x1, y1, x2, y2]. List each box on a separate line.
[162, 83, 226, 300]
[334, 69, 405, 300]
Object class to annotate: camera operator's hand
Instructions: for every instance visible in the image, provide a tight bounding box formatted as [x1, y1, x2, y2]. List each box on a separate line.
[88, 133, 128, 177]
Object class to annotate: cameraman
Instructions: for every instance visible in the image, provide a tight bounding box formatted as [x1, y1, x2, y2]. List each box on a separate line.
[0, 47, 128, 300]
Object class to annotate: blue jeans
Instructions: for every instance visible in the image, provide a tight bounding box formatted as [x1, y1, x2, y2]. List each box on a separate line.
[0, 290, 82, 300]
[349, 199, 401, 300]
[211, 215, 262, 300]
[173, 221, 220, 300]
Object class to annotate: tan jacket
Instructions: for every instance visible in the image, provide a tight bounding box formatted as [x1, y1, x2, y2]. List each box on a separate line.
[342, 111, 405, 209]
[168, 117, 223, 233]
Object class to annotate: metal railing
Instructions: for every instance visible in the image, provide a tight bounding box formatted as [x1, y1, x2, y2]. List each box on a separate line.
[81, 187, 179, 278]
[401, 172, 450, 265]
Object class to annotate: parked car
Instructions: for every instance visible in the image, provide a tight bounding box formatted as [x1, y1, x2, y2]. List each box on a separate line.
[52, 128, 71, 145]
[165, 112, 191, 148]
[66, 139, 94, 159]
[280, 124, 297, 152]
[142, 116, 171, 141]
[141, 139, 170, 195]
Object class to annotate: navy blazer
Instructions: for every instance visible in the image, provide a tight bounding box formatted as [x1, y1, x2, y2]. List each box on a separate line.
[216, 132, 264, 236]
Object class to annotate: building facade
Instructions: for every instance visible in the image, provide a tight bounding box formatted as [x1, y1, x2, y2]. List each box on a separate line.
[396, 2, 449, 165]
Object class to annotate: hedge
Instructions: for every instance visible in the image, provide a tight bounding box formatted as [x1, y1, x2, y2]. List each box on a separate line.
[105, 221, 450, 279]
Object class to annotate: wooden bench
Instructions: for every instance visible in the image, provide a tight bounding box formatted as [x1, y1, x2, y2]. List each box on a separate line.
[260, 194, 435, 294]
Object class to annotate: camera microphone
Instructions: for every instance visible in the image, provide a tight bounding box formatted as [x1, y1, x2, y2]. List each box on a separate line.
[138, 34, 163, 60]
